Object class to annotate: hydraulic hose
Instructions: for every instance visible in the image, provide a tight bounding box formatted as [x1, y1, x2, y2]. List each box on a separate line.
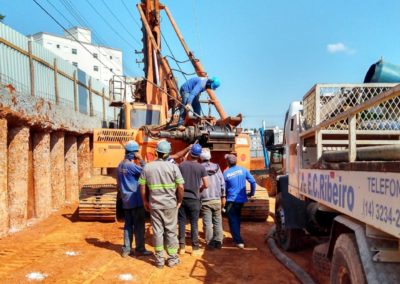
[267, 225, 316, 284]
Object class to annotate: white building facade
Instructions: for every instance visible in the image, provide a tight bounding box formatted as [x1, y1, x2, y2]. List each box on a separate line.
[30, 27, 123, 86]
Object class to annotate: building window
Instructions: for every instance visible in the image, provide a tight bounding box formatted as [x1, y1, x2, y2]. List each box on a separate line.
[109, 55, 113, 59]
[72, 48, 77, 54]
[110, 68, 113, 72]
[93, 53, 98, 59]
[93, 66, 99, 72]
[56, 44, 60, 48]
[72, 62, 78, 67]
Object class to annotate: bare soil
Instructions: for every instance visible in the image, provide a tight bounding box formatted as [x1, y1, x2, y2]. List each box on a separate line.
[0, 199, 318, 284]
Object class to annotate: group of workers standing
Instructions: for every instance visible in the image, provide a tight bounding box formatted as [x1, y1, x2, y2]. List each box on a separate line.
[117, 139, 256, 269]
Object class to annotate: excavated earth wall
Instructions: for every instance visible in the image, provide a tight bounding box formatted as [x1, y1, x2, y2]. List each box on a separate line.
[0, 87, 104, 237]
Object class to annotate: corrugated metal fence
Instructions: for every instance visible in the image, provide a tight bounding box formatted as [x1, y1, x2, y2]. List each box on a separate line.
[0, 23, 115, 122]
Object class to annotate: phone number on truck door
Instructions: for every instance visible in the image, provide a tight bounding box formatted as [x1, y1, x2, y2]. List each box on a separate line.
[362, 198, 400, 228]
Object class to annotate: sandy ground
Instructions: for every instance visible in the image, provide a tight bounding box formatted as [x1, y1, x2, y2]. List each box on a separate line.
[0, 199, 318, 284]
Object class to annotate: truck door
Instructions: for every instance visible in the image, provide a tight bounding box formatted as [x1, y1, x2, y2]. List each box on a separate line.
[284, 102, 303, 198]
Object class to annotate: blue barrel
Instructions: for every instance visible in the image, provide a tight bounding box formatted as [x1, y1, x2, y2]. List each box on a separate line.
[364, 60, 400, 83]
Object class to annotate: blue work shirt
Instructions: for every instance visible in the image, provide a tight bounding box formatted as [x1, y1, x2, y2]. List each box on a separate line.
[223, 165, 256, 203]
[180, 77, 208, 105]
[117, 159, 144, 209]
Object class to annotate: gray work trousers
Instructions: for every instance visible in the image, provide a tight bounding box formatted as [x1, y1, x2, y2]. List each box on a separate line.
[150, 207, 179, 266]
[201, 200, 223, 245]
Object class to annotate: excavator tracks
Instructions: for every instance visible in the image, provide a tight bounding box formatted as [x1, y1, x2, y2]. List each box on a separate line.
[242, 184, 270, 221]
[78, 176, 118, 221]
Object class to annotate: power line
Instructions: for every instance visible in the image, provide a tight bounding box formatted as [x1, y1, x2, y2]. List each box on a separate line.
[84, 0, 138, 50]
[120, 0, 142, 29]
[52, 0, 124, 73]
[101, 0, 141, 45]
[32, 0, 120, 76]
[32, 0, 184, 109]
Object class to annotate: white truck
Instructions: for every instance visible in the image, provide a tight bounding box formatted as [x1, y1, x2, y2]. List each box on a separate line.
[273, 82, 400, 283]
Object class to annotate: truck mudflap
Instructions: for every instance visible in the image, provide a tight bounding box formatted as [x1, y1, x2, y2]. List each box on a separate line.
[277, 175, 307, 229]
[329, 215, 400, 283]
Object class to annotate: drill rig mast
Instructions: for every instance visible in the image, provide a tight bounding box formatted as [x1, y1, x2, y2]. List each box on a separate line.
[78, 0, 262, 221]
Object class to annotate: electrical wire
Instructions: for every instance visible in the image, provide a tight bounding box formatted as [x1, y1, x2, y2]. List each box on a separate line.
[120, 0, 142, 29]
[83, 0, 138, 49]
[33, 0, 205, 122]
[32, 0, 117, 74]
[100, 0, 141, 46]
[161, 32, 188, 80]
[170, 68, 195, 76]
[164, 55, 190, 64]
[46, 0, 122, 73]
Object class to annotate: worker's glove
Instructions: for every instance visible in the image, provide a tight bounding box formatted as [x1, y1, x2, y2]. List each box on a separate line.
[185, 104, 193, 112]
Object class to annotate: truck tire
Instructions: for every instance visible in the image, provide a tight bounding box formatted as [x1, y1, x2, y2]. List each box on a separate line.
[275, 193, 304, 251]
[330, 233, 366, 284]
[312, 242, 331, 283]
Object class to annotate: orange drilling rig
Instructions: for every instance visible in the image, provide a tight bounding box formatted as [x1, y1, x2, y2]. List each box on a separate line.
[78, 0, 268, 221]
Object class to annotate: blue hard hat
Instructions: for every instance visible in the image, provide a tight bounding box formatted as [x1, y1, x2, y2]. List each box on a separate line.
[210, 76, 221, 90]
[125, 140, 139, 152]
[191, 144, 202, 157]
[156, 140, 171, 154]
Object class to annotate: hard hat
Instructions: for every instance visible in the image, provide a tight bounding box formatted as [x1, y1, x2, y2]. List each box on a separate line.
[125, 140, 139, 152]
[200, 148, 211, 161]
[210, 76, 221, 90]
[191, 144, 202, 157]
[156, 140, 171, 154]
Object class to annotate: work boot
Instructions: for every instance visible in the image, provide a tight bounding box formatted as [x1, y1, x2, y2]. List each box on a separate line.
[191, 246, 202, 257]
[121, 250, 131, 258]
[135, 249, 153, 257]
[167, 258, 180, 268]
[155, 264, 164, 269]
[213, 241, 222, 249]
[178, 245, 186, 255]
[177, 125, 186, 131]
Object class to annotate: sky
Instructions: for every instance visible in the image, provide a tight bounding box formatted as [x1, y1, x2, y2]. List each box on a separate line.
[1, 0, 400, 128]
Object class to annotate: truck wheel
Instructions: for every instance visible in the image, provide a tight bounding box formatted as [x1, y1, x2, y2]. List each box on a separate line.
[275, 193, 304, 251]
[312, 242, 331, 283]
[330, 233, 366, 284]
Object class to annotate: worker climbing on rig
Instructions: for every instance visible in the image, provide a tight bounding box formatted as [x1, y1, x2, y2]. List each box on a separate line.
[177, 76, 221, 129]
[223, 154, 256, 249]
[117, 140, 152, 258]
[139, 141, 185, 268]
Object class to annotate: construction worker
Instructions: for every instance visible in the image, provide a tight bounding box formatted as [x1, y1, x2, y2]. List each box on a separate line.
[200, 148, 225, 249]
[178, 144, 208, 256]
[223, 154, 256, 249]
[177, 76, 221, 128]
[117, 140, 152, 258]
[139, 141, 184, 268]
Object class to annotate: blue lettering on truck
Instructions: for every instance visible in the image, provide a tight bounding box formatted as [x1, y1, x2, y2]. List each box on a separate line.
[301, 173, 355, 212]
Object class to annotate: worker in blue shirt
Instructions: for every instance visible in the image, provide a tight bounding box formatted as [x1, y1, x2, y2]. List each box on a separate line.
[117, 140, 152, 258]
[177, 76, 221, 128]
[223, 154, 256, 249]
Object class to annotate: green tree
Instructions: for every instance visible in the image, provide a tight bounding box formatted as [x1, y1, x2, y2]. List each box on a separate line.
[0, 14, 5, 22]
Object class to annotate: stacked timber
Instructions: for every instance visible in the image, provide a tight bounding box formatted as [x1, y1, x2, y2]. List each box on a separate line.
[242, 183, 269, 221]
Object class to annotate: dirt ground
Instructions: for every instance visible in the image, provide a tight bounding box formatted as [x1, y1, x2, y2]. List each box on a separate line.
[0, 198, 318, 284]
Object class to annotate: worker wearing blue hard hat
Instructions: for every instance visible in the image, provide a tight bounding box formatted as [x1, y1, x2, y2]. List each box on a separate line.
[117, 140, 152, 258]
[177, 144, 209, 256]
[177, 76, 221, 128]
